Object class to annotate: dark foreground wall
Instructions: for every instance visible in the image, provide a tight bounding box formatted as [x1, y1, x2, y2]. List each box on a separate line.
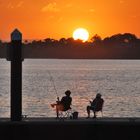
[0, 120, 140, 140]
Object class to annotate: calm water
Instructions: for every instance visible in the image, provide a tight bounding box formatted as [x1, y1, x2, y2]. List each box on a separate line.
[1, 59, 140, 118]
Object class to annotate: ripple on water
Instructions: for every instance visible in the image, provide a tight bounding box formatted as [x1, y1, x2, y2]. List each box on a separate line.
[1, 59, 140, 117]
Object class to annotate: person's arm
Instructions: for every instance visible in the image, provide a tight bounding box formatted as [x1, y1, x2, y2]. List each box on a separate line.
[57, 97, 60, 101]
[70, 97, 72, 105]
[60, 96, 65, 104]
[102, 99, 104, 105]
[91, 98, 96, 106]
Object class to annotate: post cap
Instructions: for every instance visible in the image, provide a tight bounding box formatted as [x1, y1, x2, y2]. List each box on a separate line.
[11, 29, 22, 41]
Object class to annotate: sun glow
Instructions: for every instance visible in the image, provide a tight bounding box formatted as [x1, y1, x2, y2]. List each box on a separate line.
[73, 28, 89, 42]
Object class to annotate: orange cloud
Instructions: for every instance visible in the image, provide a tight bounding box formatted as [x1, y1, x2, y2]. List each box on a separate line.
[41, 2, 60, 12]
[17, 1, 24, 8]
[7, 2, 14, 9]
[7, 1, 24, 9]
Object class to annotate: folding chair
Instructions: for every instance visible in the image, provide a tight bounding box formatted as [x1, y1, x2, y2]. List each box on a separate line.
[93, 101, 104, 118]
[52, 103, 72, 119]
[58, 108, 73, 119]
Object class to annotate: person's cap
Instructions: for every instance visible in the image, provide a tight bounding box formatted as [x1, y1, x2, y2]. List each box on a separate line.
[65, 90, 71, 95]
[96, 93, 101, 97]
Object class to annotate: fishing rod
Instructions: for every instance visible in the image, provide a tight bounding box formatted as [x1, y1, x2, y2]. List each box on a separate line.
[48, 71, 59, 101]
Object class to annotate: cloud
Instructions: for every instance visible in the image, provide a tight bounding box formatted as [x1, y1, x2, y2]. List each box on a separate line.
[119, 0, 125, 4]
[7, 2, 14, 9]
[41, 2, 60, 12]
[7, 1, 24, 9]
[17, 1, 24, 8]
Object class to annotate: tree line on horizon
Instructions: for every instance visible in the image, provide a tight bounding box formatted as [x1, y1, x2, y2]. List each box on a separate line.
[26, 33, 140, 48]
[0, 32, 140, 48]
[0, 33, 140, 59]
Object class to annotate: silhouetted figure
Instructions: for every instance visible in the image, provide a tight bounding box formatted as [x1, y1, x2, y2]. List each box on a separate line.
[51, 90, 72, 118]
[86, 93, 104, 118]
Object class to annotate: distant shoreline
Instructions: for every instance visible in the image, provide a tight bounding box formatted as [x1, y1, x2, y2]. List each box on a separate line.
[1, 32, 140, 59]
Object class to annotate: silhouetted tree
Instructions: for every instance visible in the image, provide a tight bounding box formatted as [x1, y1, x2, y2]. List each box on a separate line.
[1, 32, 139, 59]
[91, 34, 102, 47]
[123, 33, 137, 41]
[44, 38, 53, 44]
[66, 38, 75, 46]
[103, 33, 138, 47]
[24, 40, 29, 44]
[91, 34, 102, 43]
[59, 38, 67, 46]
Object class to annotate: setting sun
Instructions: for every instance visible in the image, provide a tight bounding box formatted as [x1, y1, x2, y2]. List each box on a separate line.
[73, 28, 89, 42]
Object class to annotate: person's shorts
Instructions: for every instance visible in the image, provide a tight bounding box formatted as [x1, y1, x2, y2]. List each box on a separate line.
[87, 105, 96, 111]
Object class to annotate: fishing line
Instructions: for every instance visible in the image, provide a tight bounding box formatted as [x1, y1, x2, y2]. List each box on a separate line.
[48, 70, 59, 100]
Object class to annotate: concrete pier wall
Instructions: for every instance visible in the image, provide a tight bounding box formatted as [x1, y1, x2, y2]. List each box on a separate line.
[0, 118, 140, 140]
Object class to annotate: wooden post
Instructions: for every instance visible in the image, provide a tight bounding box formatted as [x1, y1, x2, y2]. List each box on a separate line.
[9, 29, 23, 121]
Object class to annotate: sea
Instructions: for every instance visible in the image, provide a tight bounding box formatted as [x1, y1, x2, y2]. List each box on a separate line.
[0, 59, 140, 118]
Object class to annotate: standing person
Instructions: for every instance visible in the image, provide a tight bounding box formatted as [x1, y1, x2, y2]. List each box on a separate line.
[86, 93, 104, 118]
[51, 90, 72, 118]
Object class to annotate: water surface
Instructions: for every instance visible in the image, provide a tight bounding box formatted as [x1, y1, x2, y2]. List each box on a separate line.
[1, 59, 140, 118]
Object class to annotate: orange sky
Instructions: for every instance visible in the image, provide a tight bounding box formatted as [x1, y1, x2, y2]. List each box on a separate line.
[0, 0, 140, 41]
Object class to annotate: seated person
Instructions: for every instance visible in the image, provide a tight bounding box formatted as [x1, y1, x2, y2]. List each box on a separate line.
[86, 93, 104, 118]
[51, 90, 72, 118]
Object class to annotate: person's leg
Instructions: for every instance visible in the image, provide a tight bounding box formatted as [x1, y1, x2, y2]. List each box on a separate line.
[93, 111, 96, 118]
[56, 105, 59, 118]
[87, 106, 91, 118]
[56, 104, 64, 118]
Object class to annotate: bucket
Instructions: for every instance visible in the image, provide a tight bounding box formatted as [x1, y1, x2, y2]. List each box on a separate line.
[72, 112, 78, 119]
